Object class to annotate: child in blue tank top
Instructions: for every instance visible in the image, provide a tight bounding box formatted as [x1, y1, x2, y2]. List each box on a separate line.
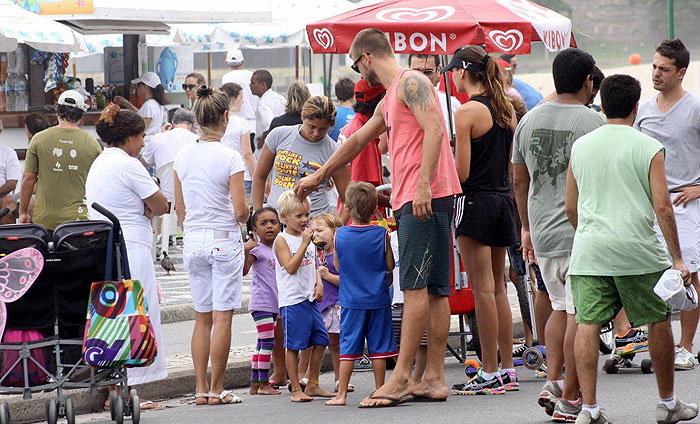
[325, 182, 396, 407]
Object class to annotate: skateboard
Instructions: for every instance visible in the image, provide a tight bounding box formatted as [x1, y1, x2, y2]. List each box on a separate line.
[603, 341, 653, 374]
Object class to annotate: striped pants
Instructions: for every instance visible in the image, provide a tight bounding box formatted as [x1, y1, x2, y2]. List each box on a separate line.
[250, 311, 277, 383]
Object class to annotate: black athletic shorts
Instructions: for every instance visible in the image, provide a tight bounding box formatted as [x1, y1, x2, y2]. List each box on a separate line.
[394, 196, 454, 297]
[454, 192, 517, 248]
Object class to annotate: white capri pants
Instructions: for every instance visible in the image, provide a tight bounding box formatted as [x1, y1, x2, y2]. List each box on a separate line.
[183, 228, 244, 313]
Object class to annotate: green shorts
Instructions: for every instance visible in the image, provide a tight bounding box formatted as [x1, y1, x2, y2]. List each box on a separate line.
[571, 270, 671, 326]
[395, 196, 454, 297]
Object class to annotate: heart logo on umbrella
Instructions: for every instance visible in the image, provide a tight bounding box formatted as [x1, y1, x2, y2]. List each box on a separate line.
[489, 29, 524, 52]
[313, 28, 334, 50]
[376, 6, 455, 22]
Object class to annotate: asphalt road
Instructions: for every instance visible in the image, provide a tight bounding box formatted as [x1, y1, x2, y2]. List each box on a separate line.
[69, 321, 700, 424]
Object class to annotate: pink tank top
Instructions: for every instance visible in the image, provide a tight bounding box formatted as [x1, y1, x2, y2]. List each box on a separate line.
[383, 69, 462, 211]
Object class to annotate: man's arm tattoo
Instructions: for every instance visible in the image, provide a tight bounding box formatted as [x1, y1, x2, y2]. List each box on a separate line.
[403, 76, 434, 112]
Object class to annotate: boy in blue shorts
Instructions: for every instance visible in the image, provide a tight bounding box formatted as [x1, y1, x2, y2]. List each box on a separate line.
[326, 182, 397, 407]
[273, 190, 333, 402]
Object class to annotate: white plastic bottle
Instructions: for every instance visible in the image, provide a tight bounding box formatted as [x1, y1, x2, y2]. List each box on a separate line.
[4, 73, 15, 112]
[15, 73, 28, 111]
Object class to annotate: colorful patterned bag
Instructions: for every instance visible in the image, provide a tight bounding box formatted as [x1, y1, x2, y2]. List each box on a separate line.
[81, 226, 157, 368]
[82, 279, 158, 368]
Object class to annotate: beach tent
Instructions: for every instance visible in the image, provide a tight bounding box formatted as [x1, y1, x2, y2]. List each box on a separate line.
[0, 2, 87, 52]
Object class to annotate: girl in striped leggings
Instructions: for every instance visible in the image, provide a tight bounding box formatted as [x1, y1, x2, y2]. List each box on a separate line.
[244, 207, 283, 395]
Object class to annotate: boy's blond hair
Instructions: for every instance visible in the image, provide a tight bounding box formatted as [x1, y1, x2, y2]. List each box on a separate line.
[345, 182, 377, 223]
[312, 213, 343, 230]
[277, 189, 310, 220]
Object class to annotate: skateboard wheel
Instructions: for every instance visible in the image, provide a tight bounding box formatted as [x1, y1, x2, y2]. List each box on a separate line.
[641, 359, 654, 374]
[523, 347, 544, 370]
[603, 359, 618, 374]
[464, 359, 481, 378]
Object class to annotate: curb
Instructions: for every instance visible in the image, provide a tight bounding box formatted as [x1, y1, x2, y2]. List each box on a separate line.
[160, 298, 250, 324]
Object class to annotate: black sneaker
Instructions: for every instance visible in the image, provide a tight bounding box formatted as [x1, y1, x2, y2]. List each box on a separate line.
[451, 370, 505, 395]
[353, 354, 373, 372]
[513, 343, 528, 358]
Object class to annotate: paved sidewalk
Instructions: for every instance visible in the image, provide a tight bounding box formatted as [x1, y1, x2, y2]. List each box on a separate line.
[154, 245, 252, 323]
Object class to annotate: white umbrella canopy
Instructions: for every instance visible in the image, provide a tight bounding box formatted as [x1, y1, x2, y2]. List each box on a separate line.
[0, 2, 87, 52]
[172, 0, 377, 50]
[42, 0, 273, 35]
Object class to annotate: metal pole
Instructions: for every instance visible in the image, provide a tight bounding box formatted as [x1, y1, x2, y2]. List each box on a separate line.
[295, 46, 300, 80]
[668, 0, 675, 39]
[441, 55, 456, 146]
[206, 52, 212, 86]
[122, 34, 139, 97]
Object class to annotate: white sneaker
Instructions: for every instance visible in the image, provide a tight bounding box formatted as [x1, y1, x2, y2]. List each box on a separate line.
[674, 347, 696, 370]
[656, 399, 699, 424]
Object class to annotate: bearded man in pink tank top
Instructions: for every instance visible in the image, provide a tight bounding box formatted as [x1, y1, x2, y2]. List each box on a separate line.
[296, 28, 461, 407]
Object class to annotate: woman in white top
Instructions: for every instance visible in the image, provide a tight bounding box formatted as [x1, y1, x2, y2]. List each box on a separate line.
[115, 72, 166, 144]
[220, 82, 255, 202]
[86, 105, 170, 405]
[173, 86, 250, 405]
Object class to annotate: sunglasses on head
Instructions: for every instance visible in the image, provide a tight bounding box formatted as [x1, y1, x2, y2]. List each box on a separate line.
[182, 84, 197, 91]
[351, 52, 370, 73]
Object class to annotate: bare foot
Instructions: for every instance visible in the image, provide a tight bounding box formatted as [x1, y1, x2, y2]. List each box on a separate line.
[361, 376, 412, 407]
[257, 383, 281, 395]
[305, 383, 334, 398]
[249, 383, 259, 395]
[290, 390, 313, 402]
[411, 380, 449, 401]
[325, 394, 347, 406]
[269, 376, 287, 388]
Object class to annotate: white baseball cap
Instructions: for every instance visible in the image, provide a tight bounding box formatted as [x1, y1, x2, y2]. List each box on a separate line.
[131, 72, 161, 89]
[57, 90, 88, 112]
[225, 48, 244, 66]
[654, 269, 699, 311]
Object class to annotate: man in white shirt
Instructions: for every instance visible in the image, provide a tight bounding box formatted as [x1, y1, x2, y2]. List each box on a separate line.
[222, 49, 258, 144]
[250, 69, 286, 151]
[408, 54, 461, 137]
[141, 108, 197, 203]
[0, 118, 21, 224]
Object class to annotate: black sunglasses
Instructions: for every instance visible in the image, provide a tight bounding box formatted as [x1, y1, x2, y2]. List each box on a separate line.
[412, 68, 436, 76]
[351, 53, 369, 73]
[182, 84, 197, 91]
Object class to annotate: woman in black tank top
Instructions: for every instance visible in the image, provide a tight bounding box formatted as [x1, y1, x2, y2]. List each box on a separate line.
[443, 45, 520, 395]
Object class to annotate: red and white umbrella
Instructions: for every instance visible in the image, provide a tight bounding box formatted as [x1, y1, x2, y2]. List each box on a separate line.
[306, 0, 575, 55]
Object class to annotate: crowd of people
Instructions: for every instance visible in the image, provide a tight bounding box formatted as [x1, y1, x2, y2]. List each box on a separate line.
[1, 29, 700, 424]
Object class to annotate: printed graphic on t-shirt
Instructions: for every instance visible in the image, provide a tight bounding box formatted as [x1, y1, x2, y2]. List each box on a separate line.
[295, 248, 314, 268]
[528, 128, 574, 196]
[273, 149, 324, 189]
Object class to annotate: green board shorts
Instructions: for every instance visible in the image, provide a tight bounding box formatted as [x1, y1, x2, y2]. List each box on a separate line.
[571, 270, 671, 326]
[394, 196, 454, 297]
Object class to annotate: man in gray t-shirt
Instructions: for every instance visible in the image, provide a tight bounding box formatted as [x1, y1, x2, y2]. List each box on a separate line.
[635, 39, 700, 371]
[512, 48, 604, 422]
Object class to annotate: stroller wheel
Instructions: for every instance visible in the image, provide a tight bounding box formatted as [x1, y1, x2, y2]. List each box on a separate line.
[109, 391, 118, 421]
[130, 390, 141, 424]
[0, 400, 10, 424]
[65, 397, 75, 424]
[45, 399, 57, 424]
[114, 396, 124, 424]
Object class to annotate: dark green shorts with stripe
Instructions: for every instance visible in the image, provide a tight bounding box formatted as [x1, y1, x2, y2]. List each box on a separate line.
[395, 196, 454, 297]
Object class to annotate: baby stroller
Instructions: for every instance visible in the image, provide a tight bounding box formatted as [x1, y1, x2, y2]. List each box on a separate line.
[0, 204, 142, 424]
